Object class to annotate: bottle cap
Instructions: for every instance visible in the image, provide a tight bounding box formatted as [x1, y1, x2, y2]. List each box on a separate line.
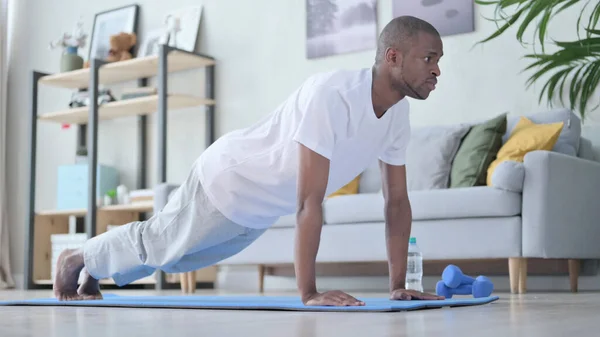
[409, 237, 416, 244]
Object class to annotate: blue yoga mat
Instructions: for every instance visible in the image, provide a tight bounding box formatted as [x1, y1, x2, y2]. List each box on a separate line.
[0, 294, 499, 312]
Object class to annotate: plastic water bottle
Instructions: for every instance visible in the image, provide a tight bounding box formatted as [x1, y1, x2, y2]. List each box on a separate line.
[406, 237, 423, 292]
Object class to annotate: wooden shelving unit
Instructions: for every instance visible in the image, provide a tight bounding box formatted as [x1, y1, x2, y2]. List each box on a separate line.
[24, 45, 218, 290]
[36, 202, 154, 217]
[39, 94, 215, 124]
[38, 50, 214, 89]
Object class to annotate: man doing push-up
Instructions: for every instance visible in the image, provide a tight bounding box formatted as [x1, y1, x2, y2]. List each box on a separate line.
[53, 15, 445, 306]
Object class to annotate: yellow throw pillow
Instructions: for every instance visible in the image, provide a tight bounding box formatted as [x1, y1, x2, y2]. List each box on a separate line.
[328, 175, 360, 198]
[487, 117, 563, 186]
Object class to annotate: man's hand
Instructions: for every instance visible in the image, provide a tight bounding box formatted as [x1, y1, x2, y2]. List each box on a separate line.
[303, 290, 365, 306]
[390, 289, 445, 301]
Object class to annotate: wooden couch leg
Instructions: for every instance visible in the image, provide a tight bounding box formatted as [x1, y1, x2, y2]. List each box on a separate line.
[187, 271, 197, 293]
[519, 258, 528, 294]
[508, 258, 527, 294]
[180, 273, 189, 293]
[568, 259, 580, 292]
[258, 265, 265, 293]
[508, 258, 520, 294]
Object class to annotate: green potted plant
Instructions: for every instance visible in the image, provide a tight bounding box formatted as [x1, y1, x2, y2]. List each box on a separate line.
[475, 0, 600, 122]
[104, 189, 117, 206]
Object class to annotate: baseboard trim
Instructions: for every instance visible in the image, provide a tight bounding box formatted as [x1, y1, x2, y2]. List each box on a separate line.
[216, 264, 600, 293]
[262, 258, 588, 278]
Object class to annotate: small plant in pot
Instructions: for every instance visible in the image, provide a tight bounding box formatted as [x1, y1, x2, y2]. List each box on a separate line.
[104, 189, 117, 206]
[49, 19, 88, 72]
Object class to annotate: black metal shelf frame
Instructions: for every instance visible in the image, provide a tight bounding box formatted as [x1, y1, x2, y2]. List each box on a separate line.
[23, 44, 216, 290]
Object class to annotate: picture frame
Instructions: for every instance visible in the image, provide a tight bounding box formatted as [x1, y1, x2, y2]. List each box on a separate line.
[138, 28, 169, 58]
[306, 0, 378, 59]
[163, 6, 202, 52]
[392, 0, 474, 37]
[88, 4, 139, 62]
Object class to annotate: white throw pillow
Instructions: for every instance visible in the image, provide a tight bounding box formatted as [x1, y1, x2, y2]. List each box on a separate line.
[490, 160, 525, 193]
[406, 124, 470, 191]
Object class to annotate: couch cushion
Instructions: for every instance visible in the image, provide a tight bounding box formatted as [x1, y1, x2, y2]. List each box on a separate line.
[450, 113, 507, 188]
[358, 161, 382, 194]
[323, 187, 521, 224]
[488, 116, 564, 186]
[324, 193, 385, 224]
[406, 124, 470, 191]
[328, 175, 360, 198]
[272, 213, 296, 228]
[504, 108, 581, 156]
[489, 160, 525, 193]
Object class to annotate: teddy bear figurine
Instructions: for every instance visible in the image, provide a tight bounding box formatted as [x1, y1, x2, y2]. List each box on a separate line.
[83, 32, 137, 68]
[106, 32, 137, 62]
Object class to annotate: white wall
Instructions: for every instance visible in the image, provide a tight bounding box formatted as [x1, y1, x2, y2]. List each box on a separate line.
[7, 0, 600, 289]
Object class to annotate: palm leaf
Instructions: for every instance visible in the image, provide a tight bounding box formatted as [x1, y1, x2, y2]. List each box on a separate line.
[522, 37, 600, 119]
[587, 28, 600, 35]
[586, 1, 600, 37]
[474, 0, 600, 121]
[475, 0, 582, 48]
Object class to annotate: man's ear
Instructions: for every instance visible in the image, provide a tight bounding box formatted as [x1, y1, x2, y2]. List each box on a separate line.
[385, 47, 402, 67]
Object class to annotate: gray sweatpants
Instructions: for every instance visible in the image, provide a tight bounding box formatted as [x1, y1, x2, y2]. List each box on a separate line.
[82, 161, 267, 286]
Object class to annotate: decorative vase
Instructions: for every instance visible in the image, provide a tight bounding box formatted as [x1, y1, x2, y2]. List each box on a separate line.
[103, 195, 113, 206]
[60, 46, 83, 72]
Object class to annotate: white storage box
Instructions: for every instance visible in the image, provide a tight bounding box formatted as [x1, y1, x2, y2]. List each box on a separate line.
[51, 233, 88, 283]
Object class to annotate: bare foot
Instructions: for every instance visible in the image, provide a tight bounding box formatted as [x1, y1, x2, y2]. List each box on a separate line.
[53, 248, 86, 301]
[77, 267, 102, 300]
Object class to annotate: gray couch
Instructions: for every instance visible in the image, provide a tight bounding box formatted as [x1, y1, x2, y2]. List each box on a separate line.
[154, 109, 600, 293]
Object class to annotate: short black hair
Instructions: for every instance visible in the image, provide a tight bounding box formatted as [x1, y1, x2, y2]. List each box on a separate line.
[375, 16, 440, 64]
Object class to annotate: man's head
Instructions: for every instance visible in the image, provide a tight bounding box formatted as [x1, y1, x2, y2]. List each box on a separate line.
[375, 16, 443, 100]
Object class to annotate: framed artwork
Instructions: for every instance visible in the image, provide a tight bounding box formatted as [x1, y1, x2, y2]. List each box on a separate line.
[306, 0, 378, 59]
[163, 6, 203, 52]
[392, 0, 474, 37]
[88, 4, 139, 61]
[138, 28, 168, 57]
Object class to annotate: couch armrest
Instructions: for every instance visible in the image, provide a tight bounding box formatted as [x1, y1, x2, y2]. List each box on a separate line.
[522, 150, 600, 258]
[153, 183, 180, 213]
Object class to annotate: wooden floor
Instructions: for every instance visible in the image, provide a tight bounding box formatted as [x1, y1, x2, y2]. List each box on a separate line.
[0, 289, 598, 336]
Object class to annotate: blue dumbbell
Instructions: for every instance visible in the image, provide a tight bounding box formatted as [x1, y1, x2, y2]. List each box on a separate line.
[436, 276, 494, 299]
[442, 264, 476, 288]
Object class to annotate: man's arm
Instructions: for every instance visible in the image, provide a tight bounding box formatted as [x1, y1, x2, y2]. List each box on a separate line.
[295, 144, 329, 301]
[379, 161, 412, 291]
[379, 161, 443, 300]
[295, 144, 364, 306]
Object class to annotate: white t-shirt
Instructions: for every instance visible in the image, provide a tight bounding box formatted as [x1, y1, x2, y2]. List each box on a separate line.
[197, 68, 411, 229]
